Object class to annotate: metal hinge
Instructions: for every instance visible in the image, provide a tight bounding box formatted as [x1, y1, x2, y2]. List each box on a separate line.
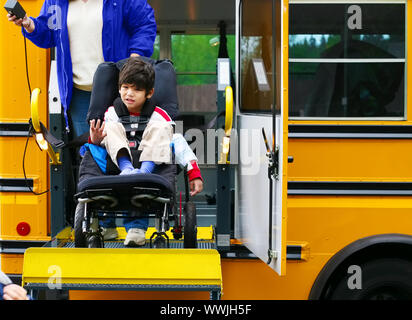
[268, 146, 280, 181]
[267, 249, 279, 264]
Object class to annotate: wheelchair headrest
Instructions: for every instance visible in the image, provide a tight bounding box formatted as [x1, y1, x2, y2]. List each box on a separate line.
[87, 57, 179, 123]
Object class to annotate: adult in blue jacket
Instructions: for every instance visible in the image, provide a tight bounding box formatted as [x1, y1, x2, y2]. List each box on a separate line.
[8, 0, 157, 137]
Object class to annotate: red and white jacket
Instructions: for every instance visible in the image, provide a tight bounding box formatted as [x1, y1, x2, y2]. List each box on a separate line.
[91, 105, 202, 181]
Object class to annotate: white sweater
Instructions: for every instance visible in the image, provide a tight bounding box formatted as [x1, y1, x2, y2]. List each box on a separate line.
[67, 0, 105, 91]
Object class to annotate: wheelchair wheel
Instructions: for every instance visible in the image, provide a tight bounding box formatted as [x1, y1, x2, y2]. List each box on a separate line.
[184, 201, 197, 248]
[153, 235, 167, 248]
[74, 202, 87, 248]
[87, 234, 104, 248]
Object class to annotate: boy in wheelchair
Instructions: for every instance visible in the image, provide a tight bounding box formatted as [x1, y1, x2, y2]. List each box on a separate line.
[77, 57, 203, 247]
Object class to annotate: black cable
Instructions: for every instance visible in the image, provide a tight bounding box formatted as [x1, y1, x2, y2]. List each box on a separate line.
[22, 125, 49, 195]
[22, 33, 49, 195]
[24, 36, 31, 95]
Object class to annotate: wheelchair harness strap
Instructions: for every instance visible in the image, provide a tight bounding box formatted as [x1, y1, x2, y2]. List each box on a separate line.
[113, 97, 154, 149]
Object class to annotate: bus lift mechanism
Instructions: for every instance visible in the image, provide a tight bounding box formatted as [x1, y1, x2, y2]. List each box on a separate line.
[262, 127, 278, 265]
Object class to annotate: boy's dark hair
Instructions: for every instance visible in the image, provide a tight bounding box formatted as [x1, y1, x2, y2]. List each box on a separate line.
[118, 57, 155, 94]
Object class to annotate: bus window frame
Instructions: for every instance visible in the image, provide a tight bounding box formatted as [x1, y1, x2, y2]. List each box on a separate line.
[156, 25, 236, 60]
[237, 0, 280, 116]
[288, 0, 407, 122]
[167, 30, 236, 113]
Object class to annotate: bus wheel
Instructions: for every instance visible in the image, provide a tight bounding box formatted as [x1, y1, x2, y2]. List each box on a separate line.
[329, 258, 412, 300]
[74, 202, 86, 248]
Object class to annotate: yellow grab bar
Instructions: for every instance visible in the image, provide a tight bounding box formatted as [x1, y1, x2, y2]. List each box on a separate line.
[30, 88, 61, 165]
[224, 86, 233, 136]
[30, 88, 42, 133]
[219, 86, 233, 165]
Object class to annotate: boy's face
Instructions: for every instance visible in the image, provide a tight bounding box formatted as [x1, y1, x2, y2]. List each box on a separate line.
[119, 84, 154, 113]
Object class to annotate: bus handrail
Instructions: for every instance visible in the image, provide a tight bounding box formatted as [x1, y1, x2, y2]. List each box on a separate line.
[30, 88, 61, 165]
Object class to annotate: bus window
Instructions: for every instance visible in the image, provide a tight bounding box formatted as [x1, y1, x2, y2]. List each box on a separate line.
[151, 35, 160, 60]
[240, 0, 280, 114]
[171, 34, 235, 113]
[289, 2, 405, 119]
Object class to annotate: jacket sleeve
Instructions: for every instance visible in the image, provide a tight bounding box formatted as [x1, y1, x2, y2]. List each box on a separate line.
[172, 134, 203, 181]
[123, 0, 157, 57]
[138, 107, 173, 163]
[103, 106, 119, 123]
[22, 0, 57, 48]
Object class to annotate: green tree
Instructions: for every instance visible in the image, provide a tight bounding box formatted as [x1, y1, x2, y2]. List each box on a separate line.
[171, 35, 235, 86]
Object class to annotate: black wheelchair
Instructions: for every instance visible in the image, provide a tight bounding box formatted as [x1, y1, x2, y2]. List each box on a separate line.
[73, 57, 197, 249]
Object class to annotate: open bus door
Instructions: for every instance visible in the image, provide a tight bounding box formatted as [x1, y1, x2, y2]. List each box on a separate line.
[234, 0, 287, 276]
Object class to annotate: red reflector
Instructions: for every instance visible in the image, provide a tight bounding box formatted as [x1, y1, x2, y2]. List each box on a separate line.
[16, 222, 30, 236]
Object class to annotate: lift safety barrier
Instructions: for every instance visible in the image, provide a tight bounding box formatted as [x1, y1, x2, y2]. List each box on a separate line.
[22, 227, 223, 300]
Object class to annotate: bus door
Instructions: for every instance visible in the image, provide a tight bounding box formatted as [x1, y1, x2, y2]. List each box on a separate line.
[234, 0, 287, 275]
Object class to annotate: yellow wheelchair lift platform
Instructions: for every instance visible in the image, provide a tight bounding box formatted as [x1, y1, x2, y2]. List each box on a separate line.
[22, 226, 222, 300]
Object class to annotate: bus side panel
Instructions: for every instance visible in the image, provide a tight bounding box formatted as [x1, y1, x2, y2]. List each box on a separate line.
[0, 0, 50, 243]
[1, 254, 23, 275]
[289, 138, 412, 181]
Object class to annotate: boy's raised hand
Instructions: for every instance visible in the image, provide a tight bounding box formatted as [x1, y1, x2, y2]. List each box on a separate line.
[89, 119, 106, 145]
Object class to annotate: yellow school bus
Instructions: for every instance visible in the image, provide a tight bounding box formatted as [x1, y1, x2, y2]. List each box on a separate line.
[1, 0, 412, 300]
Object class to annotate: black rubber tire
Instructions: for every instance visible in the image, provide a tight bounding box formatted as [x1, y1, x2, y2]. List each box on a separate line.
[153, 236, 167, 248]
[183, 201, 197, 248]
[87, 234, 104, 248]
[328, 258, 412, 300]
[74, 202, 87, 248]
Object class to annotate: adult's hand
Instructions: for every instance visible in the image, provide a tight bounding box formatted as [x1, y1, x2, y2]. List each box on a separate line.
[7, 14, 35, 33]
[3, 284, 29, 300]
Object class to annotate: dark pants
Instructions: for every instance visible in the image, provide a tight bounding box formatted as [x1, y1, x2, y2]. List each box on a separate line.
[70, 87, 91, 137]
